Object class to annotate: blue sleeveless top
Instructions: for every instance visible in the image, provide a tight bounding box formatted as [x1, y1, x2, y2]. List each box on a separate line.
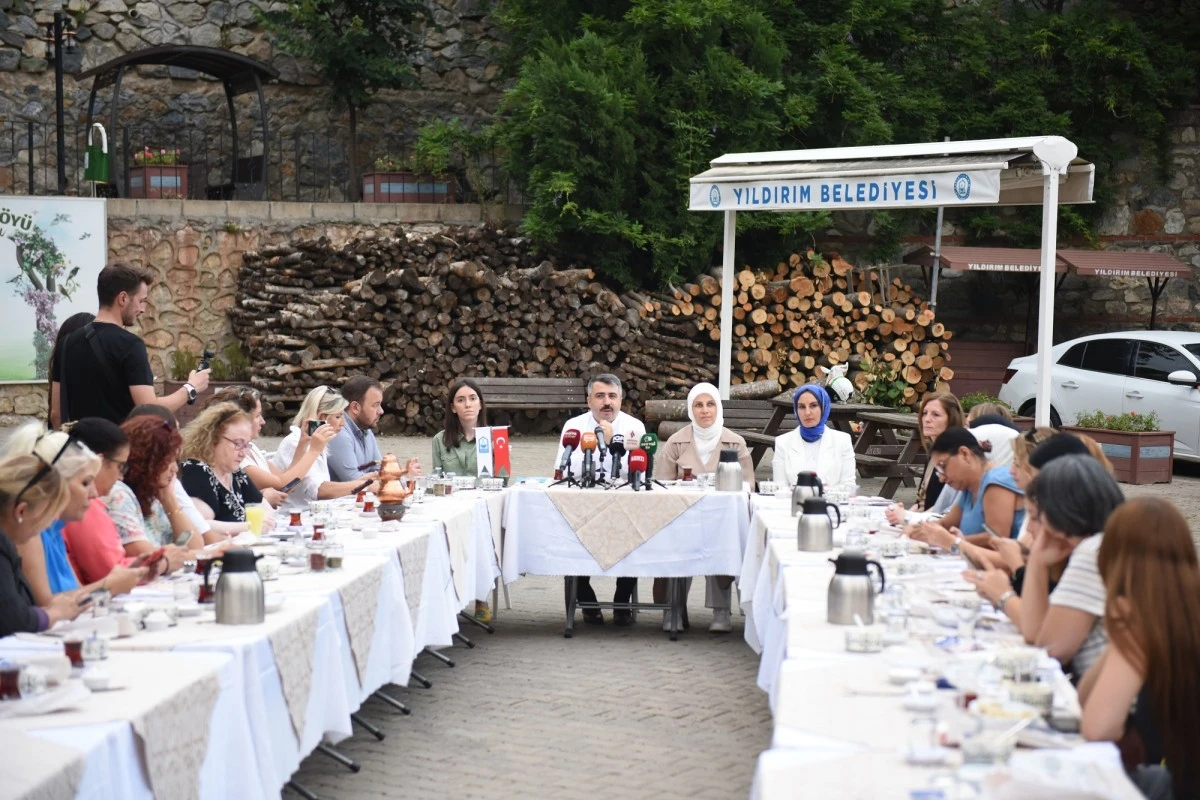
[40, 519, 80, 593]
[956, 465, 1025, 538]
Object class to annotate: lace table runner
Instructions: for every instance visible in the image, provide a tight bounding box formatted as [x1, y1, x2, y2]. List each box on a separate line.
[442, 508, 473, 605]
[546, 490, 703, 570]
[483, 493, 506, 568]
[130, 671, 221, 800]
[0, 730, 85, 800]
[338, 561, 385, 688]
[396, 532, 430, 628]
[267, 604, 320, 746]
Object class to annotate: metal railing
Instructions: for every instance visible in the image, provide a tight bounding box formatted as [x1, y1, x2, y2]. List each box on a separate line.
[0, 119, 525, 206]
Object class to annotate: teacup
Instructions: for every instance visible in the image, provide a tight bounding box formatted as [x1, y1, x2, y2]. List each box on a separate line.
[257, 556, 281, 581]
[142, 610, 171, 632]
[757, 480, 780, 495]
[844, 626, 884, 653]
[81, 635, 109, 662]
[1007, 681, 1054, 716]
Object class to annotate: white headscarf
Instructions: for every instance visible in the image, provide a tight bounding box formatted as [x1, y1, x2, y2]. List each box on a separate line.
[687, 382, 724, 466]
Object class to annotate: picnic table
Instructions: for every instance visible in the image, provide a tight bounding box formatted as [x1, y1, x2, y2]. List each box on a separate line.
[853, 410, 924, 498]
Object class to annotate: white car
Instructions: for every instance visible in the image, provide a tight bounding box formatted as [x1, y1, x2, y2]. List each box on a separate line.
[998, 331, 1200, 462]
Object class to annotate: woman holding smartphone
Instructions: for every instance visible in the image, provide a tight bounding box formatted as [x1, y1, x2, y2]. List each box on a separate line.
[272, 386, 378, 514]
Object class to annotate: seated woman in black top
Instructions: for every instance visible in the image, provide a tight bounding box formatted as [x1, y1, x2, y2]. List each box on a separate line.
[1080, 497, 1199, 800]
[179, 403, 263, 532]
[0, 453, 90, 636]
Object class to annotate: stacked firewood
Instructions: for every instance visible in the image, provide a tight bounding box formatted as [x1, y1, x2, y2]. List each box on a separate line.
[229, 227, 718, 433]
[640, 250, 954, 405]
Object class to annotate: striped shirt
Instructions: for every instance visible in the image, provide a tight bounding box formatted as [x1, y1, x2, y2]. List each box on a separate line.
[1049, 533, 1107, 678]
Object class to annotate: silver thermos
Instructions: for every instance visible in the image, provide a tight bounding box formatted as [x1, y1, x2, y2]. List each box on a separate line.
[827, 552, 886, 625]
[715, 449, 744, 492]
[215, 548, 265, 625]
[791, 471, 824, 515]
[797, 497, 841, 552]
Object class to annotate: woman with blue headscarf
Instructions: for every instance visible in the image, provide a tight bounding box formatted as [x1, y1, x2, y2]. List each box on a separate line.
[772, 384, 856, 490]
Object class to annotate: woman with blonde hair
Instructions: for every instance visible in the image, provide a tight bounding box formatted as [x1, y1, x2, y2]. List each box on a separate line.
[1079, 497, 1200, 799]
[272, 386, 377, 514]
[0, 453, 90, 635]
[180, 402, 263, 530]
[4, 424, 148, 604]
[887, 391, 964, 526]
[212, 386, 328, 507]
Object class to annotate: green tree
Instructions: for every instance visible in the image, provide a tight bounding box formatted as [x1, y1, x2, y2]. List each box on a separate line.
[258, 0, 428, 200]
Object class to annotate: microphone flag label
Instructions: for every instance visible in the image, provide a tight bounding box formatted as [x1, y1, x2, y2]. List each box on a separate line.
[491, 426, 510, 478]
[474, 426, 493, 477]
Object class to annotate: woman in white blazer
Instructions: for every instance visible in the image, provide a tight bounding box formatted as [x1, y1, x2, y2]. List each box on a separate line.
[772, 384, 856, 489]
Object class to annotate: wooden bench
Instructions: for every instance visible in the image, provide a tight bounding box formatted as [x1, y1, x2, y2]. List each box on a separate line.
[470, 377, 589, 413]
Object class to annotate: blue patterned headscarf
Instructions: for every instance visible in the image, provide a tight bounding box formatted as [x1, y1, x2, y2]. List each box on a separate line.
[793, 384, 831, 443]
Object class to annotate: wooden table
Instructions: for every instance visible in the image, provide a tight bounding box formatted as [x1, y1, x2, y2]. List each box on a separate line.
[853, 410, 924, 498]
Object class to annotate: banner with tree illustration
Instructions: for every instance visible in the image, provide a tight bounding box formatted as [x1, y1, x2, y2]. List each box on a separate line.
[0, 197, 106, 383]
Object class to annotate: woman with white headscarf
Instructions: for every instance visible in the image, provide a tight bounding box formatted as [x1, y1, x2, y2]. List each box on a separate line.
[658, 382, 753, 633]
[659, 382, 754, 481]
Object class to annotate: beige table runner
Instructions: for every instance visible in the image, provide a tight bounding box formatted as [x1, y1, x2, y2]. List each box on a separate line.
[130, 671, 221, 800]
[396, 532, 430, 626]
[338, 561, 386, 687]
[267, 604, 320, 746]
[0, 729, 85, 800]
[440, 505, 474, 605]
[546, 490, 703, 570]
[483, 492, 506, 568]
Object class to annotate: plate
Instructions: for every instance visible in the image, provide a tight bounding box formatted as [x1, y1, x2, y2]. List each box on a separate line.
[265, 595, 286, 613]
[176, 602, 203, 617]
[0, 683, 91, 719]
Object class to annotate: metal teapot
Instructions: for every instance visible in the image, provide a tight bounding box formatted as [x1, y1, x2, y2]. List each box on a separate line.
[797, 497, 841, 552]
[215, 548, 265, 626]
[791, 471, 824, 516]
[715, 449, 744, 492]
[827, 551, 886, 625]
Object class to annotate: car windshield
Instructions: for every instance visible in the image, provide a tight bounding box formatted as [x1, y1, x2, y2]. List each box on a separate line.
[1186, 344, 1200, 363]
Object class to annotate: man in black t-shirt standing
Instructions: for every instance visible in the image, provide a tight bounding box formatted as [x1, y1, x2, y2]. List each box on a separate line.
[57, 263, 210, 424]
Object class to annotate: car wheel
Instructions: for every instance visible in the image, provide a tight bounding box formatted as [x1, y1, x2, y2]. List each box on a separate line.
[1019, 401, 1062, 429]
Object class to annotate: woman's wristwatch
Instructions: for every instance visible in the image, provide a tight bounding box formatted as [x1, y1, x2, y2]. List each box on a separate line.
[996, 590, 1016, 610]
[949, 532, 963, 556]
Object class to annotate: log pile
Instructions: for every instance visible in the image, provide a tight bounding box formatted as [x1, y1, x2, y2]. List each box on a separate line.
[651, 249, 954, 405]
[230, 227, 717, 433]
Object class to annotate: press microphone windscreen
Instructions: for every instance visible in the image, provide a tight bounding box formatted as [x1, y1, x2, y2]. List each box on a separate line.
[627, 449, 647, 473]
[639, 433, 659, 455]
[580, 432, 597, 452]
[562, 429, 581, 448]
[609, 433, 625, 453]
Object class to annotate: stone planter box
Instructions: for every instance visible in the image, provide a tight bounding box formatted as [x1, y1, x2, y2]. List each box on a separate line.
[162, 380, 242, 427]
[129, 165, 189, 200]
[361, 171, 457, 204]
[1060, 426, 1174, 485]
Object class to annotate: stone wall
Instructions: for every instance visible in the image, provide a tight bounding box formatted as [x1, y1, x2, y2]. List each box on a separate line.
[0, 197, 521, 425]
[1, 0, 510, 199]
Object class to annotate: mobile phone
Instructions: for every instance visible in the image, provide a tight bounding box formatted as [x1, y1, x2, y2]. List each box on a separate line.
[197, 348, 216, 372]
[78, 588, 111, 607]
[351, 477, 374, 495]
[306, 419, 325, 436]
[143, 547, 167, 566]
[282, 477, 303, 494]
[357, 461, 379, 472]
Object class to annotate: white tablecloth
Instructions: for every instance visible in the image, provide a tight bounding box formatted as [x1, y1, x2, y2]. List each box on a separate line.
[502, 487, 750, 581]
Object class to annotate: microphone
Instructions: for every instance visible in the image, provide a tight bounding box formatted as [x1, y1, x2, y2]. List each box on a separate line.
[627, 448, 648, 491]
[580, 432, 598, 487]
[558, 429, 581, 474]
[593, 426, 608, 479]
[639, 433, 659, 488]
[608, 434, 625, 481]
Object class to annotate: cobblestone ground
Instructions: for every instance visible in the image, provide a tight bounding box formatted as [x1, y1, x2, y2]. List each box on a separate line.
[280, 434, 1200, 799]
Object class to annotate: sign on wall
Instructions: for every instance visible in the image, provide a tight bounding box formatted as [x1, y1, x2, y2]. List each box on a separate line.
[0, 197, 106, 383]
[689, 170, 1001, 212]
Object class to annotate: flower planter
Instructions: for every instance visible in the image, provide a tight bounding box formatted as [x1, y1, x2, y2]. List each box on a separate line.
[1060, 426, 1174, 484]
[361, 171, 457, 204]
[162, 380, 241, 427]
[129, 165, 189, 200]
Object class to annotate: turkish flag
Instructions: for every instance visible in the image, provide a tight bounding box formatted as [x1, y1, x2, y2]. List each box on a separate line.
[491, 426, 511, 479]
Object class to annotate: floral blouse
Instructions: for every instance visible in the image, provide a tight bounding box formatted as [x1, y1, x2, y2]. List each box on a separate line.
[103, 481, 176, 547]
[179, 459, 262, 523]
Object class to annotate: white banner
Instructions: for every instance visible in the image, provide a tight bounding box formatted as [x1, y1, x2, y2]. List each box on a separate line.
[689, 170, 1000, 212]
[0, 197, 106, 383]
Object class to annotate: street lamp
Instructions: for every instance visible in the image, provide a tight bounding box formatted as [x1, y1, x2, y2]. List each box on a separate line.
[39, 12, 77, 195]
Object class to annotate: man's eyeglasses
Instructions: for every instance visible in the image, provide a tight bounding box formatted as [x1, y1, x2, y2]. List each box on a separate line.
[15, 433, 73, 509]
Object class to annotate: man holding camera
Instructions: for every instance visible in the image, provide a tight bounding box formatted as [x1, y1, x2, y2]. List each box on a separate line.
[57, 263, 210, 425]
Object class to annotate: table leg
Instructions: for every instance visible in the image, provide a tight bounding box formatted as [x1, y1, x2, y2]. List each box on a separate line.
[564, 576, 577, 638]
[853, 421, 880, 454]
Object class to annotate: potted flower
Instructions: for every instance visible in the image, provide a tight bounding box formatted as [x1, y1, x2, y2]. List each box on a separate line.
[162, 343, 252, 426]
[361, 121, 462, 204]
[1063, 410, 1174, 484]
[129, 147, 188, 200]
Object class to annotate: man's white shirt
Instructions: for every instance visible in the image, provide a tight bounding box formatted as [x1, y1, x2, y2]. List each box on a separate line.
[553, 410, 646, 478]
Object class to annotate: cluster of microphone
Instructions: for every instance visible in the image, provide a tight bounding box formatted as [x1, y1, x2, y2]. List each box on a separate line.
[554, 428, 660, 490]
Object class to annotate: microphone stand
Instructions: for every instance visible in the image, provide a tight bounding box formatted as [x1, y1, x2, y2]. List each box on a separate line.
[549, 464, 581, 488]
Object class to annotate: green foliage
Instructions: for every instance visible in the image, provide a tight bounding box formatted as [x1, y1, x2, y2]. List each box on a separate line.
[1074, 409, 1161, 433]
[959, 392, 1012, 413]
[210, 342, 251, 382]
[492, 0, 1200, 285]
[412, 119, 473, 176]
[257, 0, 427, 114]
[169, 349, 199, 382]
[858, 356, 908, 408]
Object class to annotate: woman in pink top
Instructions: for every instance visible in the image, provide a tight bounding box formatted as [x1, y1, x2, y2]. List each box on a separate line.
[61, 418, 154, 584]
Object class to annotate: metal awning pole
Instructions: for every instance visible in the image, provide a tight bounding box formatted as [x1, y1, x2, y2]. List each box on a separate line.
[1033, 139, 1075, 427]
[719, 209, 736, 400]
[930, 205, 944, 309]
